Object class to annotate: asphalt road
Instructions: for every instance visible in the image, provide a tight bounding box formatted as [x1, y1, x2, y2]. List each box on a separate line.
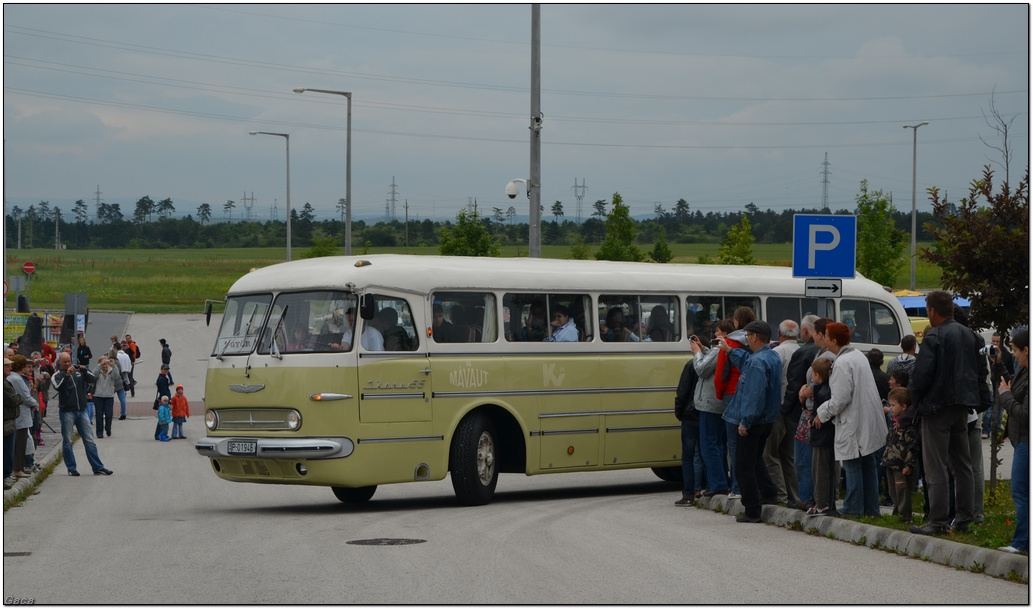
[3, 314, 1026, 604]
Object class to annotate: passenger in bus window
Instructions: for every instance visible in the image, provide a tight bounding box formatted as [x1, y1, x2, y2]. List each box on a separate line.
[286, 325, 312, 351]
[517, 301, 548, 342]
[602, 307, 639, 342]
[361, 314, 386, 351]
[545, 306, 578, 342]
[647, 305, 675, 342]
[432, 304, 457, 343]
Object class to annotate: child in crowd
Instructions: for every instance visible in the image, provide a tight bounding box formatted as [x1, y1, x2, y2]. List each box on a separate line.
[807, 358, 837, 516]
[881, 387, 919, 522]
[170, 384, 190, 439]
[156, 395, 172, 442]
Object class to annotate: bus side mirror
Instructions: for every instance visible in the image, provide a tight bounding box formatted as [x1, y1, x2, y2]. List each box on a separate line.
[359, 294, 376, 320]
[204, 300, 213, 327]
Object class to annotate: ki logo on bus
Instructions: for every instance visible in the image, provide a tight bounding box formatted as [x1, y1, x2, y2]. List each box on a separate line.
[363, 379, 426, 390]
[542, 363, 566, 387]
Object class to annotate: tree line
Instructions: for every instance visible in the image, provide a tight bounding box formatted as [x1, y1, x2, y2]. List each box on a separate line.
[4, 193, 939, 251]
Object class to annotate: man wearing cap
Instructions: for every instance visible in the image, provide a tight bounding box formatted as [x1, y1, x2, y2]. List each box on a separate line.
[52, 352, 112, 476]
[718, 320, 783, 523]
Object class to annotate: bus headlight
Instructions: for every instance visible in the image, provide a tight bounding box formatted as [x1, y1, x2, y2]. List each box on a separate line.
[205, 411, 219, 430]
[287, 410, 302, 430]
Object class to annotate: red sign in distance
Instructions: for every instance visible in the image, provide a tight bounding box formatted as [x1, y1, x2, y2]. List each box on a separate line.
[23, 261, 35, 274]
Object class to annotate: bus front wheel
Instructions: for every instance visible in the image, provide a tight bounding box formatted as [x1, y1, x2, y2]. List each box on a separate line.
[332, 485, 377, 504]
[450, 413, 499, 506]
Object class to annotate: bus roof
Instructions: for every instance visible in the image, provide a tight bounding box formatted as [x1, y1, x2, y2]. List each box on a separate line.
[226, 255, 895, 302]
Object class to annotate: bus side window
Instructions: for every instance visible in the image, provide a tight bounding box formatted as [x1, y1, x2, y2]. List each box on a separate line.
[374, 298, 418, 351]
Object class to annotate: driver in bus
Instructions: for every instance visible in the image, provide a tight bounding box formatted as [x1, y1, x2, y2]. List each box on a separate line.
[546, 305, 578, 342]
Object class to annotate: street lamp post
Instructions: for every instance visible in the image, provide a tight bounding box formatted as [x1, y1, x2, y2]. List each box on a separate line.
[903, 122, 928, 290]
[250, 131, 292, 261]
[293, 88, 352, 255]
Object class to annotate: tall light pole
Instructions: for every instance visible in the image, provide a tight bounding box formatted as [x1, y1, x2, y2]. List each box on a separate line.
[293, 87, 352, 255]
[249, 131, 292, 261]
[903, 122, 928, 290]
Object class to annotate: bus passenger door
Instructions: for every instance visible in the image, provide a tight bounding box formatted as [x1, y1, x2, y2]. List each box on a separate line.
[356, 296, 433, 424]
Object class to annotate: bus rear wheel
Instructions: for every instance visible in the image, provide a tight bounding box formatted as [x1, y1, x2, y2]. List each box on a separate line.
[450, 413, 499, 506]
[332, 485, 377, 504]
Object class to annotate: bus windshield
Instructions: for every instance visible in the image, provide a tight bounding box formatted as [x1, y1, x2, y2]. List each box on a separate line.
[258, 291, 358, 354]
[213, 294, 272, 356]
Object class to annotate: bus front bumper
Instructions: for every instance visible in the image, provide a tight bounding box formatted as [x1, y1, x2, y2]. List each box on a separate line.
[195, 436, 355, 460]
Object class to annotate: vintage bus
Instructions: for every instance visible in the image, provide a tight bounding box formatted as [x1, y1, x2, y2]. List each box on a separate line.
[196, 255, 909, 505]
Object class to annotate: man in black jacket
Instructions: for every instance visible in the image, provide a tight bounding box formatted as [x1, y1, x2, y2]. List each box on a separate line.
[52, 352, 113, 477]
[907, 291, 986, 536]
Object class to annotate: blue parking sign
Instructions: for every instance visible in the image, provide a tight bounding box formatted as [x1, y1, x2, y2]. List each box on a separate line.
[792, 214, 856, 278]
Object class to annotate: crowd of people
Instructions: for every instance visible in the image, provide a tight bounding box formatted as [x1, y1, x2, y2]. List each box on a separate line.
[674, 291, 1028, 555]
[4, 330, 191, 488]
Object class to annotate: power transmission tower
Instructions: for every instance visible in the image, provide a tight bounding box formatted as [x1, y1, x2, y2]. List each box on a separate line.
[820, 152, 831, 212]
[94, 185, 103, 220]
[271, 198, 278, 222]
[572, 178, 587, 224]
[388, 176, 399, 221]
[242, 190, 255, 221]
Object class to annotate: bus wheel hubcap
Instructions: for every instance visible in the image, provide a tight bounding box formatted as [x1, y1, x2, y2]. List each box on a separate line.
[476, 431, 495, 485]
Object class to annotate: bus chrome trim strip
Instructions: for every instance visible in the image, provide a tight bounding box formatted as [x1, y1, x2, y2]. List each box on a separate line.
[360, 392, 426, 401]
[606, 425, 680, 433]
[530, 428, 599, 437]
[310, 393, 353, 401]
[357, 435, 444, 444]
[539, 408, 672, 418]
[195, 437, 354, 460]
[432, 386, 675, 400]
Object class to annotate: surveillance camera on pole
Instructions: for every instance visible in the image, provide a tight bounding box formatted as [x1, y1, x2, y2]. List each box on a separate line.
[505, 179, 530, 200]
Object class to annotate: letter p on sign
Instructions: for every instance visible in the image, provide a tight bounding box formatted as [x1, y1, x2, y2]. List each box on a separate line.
[808, 224, 840, 268]
[792, 214, 856, 278]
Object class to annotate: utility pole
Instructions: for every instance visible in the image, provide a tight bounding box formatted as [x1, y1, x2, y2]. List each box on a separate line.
[404, 199, 410, 252]
[528, 3, 542, 257]
[54, 208, 60, 250]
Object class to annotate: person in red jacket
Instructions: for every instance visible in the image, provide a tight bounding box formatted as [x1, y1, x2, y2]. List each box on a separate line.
[713, 306, 756, 498]
[169, 384, 190, 439]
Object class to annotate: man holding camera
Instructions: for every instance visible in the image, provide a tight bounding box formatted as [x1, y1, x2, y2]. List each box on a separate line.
[52, 352, 113, 477]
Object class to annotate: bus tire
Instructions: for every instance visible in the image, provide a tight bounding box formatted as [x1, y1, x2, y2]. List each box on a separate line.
[449, 413, 498, 506]
[331, 485, 377, 504]
[651, 467, 683, 483]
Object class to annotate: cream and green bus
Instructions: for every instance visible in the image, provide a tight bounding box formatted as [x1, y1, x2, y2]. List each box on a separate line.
[196, 255, 908, 505]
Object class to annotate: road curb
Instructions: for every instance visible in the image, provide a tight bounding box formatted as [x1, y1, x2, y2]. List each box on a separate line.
[698, 496, 1028, 581]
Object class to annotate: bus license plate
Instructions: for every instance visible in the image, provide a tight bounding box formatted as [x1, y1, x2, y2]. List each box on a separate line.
[228, 440, 257, 455]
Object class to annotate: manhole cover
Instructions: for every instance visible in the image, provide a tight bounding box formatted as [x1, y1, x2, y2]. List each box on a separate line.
[346, 538, 426, 546]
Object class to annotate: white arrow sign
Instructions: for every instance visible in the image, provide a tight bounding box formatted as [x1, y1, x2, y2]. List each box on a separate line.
[805, 278, 842, 298]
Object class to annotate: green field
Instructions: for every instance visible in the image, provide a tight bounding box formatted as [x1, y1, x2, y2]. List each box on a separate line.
[3, 244, 943, 314]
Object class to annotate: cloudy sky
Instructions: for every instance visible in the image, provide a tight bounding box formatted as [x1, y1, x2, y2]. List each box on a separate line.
[3, 3, 1028, 224]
